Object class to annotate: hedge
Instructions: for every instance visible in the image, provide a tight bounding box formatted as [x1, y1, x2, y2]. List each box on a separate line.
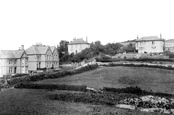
[96, 58, 174, 62]
[100, 63, 174, 70]
[11, 73, 29, 78]
[7, 64, 99, 86]
[15, 83, 87, 92]
[48, 91, 120, 106]
[103, 86, 173, 97]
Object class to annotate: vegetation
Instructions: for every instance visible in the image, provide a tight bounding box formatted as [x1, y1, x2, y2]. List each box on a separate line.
[7, 64, 99, 86]
[164, 50, 174, 58]
[58, 40, 136, 63]
[37, 66, 174, 94]
[15, 83, 87, 92]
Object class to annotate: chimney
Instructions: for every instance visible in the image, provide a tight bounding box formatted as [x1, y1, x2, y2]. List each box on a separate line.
[137, 35, 139, 39]
[86, 36, 88, 42]
[160, 33, 162, 39]
[21, 45, 24, 50]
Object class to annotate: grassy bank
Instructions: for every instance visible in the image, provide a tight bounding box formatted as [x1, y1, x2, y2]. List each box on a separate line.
[36, 66, 174, 94]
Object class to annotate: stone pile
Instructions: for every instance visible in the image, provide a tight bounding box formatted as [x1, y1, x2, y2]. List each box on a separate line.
[117, 95, 174, 114]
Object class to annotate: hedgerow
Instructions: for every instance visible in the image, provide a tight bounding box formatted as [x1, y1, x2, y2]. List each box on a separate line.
[7, 64, 99, 86]
[100, 63, 174, 70]
[15, 83, 87, 92]
[96, 58, 174, 62]
[103, 86, 173, 97]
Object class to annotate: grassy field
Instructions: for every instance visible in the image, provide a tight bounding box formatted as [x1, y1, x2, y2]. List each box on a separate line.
[1, 66, 174, 115]
[37, 66, 174, 94]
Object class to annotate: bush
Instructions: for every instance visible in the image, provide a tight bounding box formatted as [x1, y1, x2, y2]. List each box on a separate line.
[96, 58, 174, 62]
[103, 86, 173, 97]
[104, 63, 174, 70]
[7, 64, 99, 86]
[15, 83, 87, 92]
[48, 92, 116, 106]
[12, 74, 29, 78]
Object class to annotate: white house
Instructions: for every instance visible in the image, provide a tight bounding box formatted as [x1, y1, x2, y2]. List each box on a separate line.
[135, 36, 164, 53]
[68, 38, 90, 54]
[165, 39, 174, 52]
[0, 45, 28, 78]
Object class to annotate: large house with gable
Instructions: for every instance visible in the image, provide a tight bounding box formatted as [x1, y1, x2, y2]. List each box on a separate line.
[68, 37, 90, 54]
[0, 45, 28, 78]
[135, 36, 165, 53]
[26, 43, 59, 73]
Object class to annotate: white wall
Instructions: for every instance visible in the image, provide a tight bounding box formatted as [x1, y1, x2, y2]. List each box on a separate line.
[68, 44, 90, 54]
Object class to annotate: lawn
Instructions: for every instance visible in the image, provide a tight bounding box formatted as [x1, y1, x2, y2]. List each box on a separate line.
[36, 66, 174, 94]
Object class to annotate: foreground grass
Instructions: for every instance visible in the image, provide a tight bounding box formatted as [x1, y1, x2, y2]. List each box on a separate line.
[0, 89, 163, 115]
[36, 66, 174, 94]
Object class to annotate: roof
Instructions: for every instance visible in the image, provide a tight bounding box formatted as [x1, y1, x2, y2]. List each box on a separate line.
[50, 46, 56, 52]
[26, 44, 55, 55]
[37, 46, 49, 54]
[165, 39, 174, 43]
[25, 45, 40, 54]
[0, 50, 25, 59]
[136, 36, 164, 42]
[68, 38, 89, 45]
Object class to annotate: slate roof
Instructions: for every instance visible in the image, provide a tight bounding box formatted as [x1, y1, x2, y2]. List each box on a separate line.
[26, 44, 55, 55]
[165, 39, 174, 43]
[68, 38, 89, 45]
[0, 50, 25, 59]
[136, 36, 164, 42]
[50, 46, 56, 52]
[37, 46, 49, 54]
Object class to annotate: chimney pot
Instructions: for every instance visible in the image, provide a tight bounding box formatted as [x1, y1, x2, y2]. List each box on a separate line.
[21, 45, 24, 50]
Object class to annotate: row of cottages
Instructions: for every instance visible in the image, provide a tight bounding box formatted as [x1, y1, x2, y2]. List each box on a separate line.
[135, 36, 165, 53]
[0, 44, 59, 78]
[68, 38, 90, 54]
[0, 47, 28, 78]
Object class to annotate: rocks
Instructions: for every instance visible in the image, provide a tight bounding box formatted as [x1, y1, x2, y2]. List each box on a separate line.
[118, 95, 174, 114]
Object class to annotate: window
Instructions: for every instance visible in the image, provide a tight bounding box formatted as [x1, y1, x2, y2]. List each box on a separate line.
[9, 67, 13, 73]
[9, 60, 12, 65]
[152, 41, 155, 45]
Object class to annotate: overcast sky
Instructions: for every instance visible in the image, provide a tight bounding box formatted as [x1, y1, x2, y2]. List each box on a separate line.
[0, 0, 174, 50]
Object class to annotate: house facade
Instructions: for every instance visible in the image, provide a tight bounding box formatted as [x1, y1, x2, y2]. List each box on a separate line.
[26, 43, 59, 73]
[0, 47, 28, 78]
[68, 38, 90, 54]
[165, 39, 174, 52]
[135, 36, 164, 53]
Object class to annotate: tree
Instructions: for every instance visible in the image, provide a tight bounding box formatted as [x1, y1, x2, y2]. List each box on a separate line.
[58, 40, 69, 63]
[121, 43, 136, 53]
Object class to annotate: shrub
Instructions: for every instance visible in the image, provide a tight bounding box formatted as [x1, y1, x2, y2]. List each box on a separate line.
[105, 63, 174, 70]
[103, 86, 173, 97]
[12, 74, 29, 78]
[8, 64, 99, 86]
[15, 83, 87, 92]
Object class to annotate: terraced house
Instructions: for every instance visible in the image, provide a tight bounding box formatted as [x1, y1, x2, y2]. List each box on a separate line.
[0, 46, 28, 78]
[26, 43, 59, 73]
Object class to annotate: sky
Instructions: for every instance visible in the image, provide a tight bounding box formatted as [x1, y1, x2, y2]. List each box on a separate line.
[1, 0, 174, 50]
